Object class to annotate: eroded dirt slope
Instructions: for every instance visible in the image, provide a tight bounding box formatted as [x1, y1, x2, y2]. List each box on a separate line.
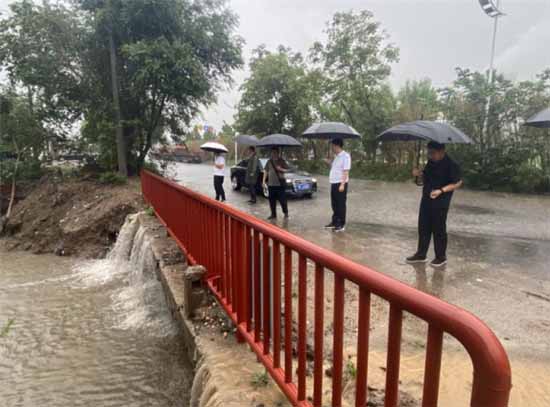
[2, 176, 145, 258]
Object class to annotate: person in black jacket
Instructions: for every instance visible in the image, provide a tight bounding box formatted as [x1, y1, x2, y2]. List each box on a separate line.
[245, 146, 260, 204]
[406, 142, 463, 268]
[262, 148, 290, 220]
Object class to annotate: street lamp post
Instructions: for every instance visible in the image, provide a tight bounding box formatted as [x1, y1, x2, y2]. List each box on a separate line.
[478, 0, 505, 146]
[487, 0, 501, 87]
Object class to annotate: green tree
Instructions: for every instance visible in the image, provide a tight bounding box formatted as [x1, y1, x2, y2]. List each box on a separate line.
[235, 46, 314, 137]
[0, 0, 84, 157]
[79, 0, 243, 173]
[440, 68, 550, 192]
[382, 79, 440, 165]
[395, 79, 439, 122]
[310, 10, 399, 160]
[1, 0, 243, 174]
[0, 91, 45, 231]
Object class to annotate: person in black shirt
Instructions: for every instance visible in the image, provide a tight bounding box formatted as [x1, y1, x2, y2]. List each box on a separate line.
[406, 142, 463, 267]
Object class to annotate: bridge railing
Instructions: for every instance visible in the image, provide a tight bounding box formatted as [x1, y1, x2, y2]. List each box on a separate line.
[141, 170, 511, 407]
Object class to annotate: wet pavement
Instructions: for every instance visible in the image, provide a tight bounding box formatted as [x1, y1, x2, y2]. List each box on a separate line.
[168, 162, 550, 406]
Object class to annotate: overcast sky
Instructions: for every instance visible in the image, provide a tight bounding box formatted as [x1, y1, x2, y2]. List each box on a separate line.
[1, 0, 549, 131]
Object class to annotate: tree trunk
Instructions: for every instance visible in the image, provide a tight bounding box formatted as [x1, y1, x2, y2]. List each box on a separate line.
[6, 156, 18, 219]
[108, 0, 128, 177]
[0, 155, 18, 235]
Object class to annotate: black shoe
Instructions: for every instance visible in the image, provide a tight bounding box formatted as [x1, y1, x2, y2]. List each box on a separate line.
[430, 258, 447, 268]
[248, 200, 256, 204]
[324, 223, 336, 229]
[267, 215, 277, 220]
[284, 213, 289, 219]
[334, 225, 346, 233]
[406, 254, 428, 264]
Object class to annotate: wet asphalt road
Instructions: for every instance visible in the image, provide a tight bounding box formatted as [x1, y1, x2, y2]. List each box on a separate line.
[167, 162, 550, 359]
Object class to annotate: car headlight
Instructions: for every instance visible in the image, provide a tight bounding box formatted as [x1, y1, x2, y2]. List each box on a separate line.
[286, 179, 293, 184]
[311, 178, 317, 183]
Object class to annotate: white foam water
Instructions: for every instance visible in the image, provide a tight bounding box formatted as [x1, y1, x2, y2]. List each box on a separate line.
[108, 213, 140, 261]
[72, 214, 177, 336]
[112, 224, 177, 335]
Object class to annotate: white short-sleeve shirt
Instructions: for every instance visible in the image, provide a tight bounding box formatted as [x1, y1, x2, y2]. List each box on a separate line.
[213, 155, 225, 176]
[329, 151, 351, 184]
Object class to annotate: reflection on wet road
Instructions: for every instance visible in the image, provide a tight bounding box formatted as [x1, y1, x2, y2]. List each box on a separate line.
[169, 162, 550, 405]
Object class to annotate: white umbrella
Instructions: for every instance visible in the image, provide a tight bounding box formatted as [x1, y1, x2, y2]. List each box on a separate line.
[200, 142, 228, 153]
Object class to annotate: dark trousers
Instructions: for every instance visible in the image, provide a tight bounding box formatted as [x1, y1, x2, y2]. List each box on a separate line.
[331, 183, 348, 227]
[268, 186, 288, 217]
[213, 175, 226, 201]
[417, 199, 449, 259]
[248, 183, 257, 202]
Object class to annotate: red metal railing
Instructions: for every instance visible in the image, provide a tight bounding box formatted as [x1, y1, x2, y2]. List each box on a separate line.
[141, 170, 512, 407]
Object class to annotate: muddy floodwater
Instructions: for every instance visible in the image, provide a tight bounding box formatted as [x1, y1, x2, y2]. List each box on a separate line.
[169, 162, 550, 406]
[0, 242, 192, 406]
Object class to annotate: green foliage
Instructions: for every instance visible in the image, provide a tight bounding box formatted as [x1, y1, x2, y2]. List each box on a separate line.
[0, 318, 15, 338]
[98, 171, 127, 185]
[395, 79, 440, 122]
[145, 206, 155, 216]
[250, 370, 269, 389]
[344, 359, 356, 380]
[293, 159, 330, 176]
[236, 46, 314, 137]
[0, 91, 45, 184]
[1, 0, 243, 175]
[352, 161, 411, 182]
[448, 144, 549, 193]
[438, 68, 550, 193]
[295, 158, 410, 182]
[142, 160, 162, 176]
[310, 10, 399, 159]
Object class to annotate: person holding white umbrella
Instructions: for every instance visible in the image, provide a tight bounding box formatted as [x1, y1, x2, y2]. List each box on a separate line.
[201, 142, 229, 202]
[213, 151, 226, 201]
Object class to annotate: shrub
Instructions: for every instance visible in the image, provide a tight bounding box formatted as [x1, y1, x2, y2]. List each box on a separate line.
[250, 371, 269, 388]
[142, 160, 163, 176]
[0, 318, 15, 338]
[98, 171, 127, 185]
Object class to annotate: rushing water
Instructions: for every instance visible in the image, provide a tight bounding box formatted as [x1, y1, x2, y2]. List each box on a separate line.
[0, 216, 192, 407]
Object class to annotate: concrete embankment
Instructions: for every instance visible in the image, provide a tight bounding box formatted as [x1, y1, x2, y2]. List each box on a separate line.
[133, 212, 289, 407]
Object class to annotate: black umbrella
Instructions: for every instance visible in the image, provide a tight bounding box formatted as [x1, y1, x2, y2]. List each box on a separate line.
[256, 134, 302, 148]
[302, 122, 361, 140]
[525, 108, 550, 129]
[376, 121, 473, 144]
[235, 134, 260, 146]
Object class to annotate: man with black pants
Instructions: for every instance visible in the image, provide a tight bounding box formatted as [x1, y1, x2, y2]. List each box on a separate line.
[212, 152, 226, 202]
[406, 142, 463, 267]
[325, 139, 351, 233]
[262, 148, 289, 220]
[245, 146, 260, 204]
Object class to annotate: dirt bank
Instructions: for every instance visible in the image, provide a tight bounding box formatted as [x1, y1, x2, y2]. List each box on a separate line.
[1, 176, 145, 258]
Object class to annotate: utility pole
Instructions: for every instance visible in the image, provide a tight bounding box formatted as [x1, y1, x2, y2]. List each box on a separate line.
[107, 0, 128, 177]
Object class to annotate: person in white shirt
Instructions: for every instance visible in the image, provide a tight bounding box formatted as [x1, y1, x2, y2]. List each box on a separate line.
[325, 139, 351, 232]
[213, 152, 226, 202]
